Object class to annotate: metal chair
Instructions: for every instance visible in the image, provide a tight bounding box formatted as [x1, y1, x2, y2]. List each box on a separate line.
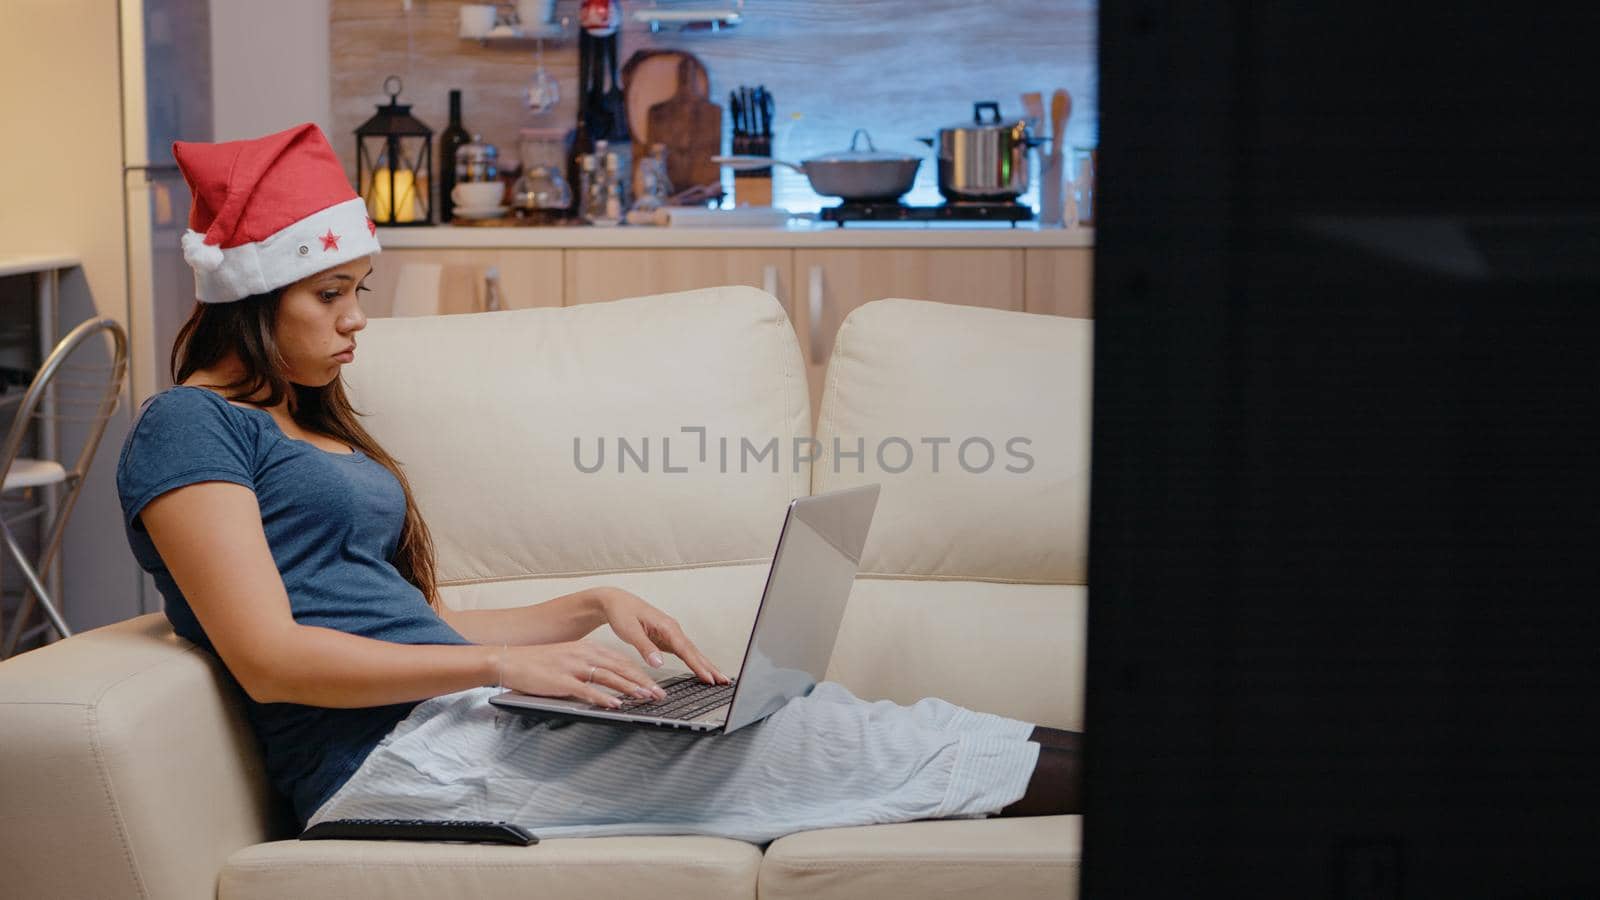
[0, 317, 128, 658]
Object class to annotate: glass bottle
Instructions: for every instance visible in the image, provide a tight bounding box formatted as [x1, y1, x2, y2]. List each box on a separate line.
[600, 151, 625, 224]
[578, 154, 603, 223]
[438, 90, 471, 222]
[633, 143, 673, 212]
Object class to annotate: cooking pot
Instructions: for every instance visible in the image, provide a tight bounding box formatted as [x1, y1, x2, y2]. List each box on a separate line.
[919, 102, 1039, 201]
[713, 129, 920, 202]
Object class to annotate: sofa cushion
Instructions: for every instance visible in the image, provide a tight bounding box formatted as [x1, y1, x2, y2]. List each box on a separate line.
[759, 816, 1080, 900]
[813, 299, 1091, 585]
[341, 286, 810, 585]
[219, 835, 762, 899]
[824, 578, 1085, 731]
[440, 562, 772, 677]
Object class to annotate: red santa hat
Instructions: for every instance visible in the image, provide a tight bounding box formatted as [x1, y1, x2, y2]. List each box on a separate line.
[172, 123, 382, 304]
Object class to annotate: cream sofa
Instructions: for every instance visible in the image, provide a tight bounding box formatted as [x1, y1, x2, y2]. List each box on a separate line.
[0, 287, 1090, 899]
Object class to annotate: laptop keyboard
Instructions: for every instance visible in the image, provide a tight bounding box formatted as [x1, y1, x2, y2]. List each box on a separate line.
[613, 676, 737, 720]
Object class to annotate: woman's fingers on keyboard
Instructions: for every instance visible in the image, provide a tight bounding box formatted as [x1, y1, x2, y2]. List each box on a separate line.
[591, 667, 654, 701]
[653, 623, 730, 685]
[595, 645, 665, 698]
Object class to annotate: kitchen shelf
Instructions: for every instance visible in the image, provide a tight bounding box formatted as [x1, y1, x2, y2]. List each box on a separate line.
[633, 3, 744, 34]
[466, 18, 574, 45]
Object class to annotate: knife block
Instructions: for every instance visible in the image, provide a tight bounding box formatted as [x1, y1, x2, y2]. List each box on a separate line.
[732, 133, 772, 207]
[733, 172, 773, 207]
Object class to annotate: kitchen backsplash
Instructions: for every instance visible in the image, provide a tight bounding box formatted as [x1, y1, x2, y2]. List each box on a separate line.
[331, 0, 1096, 213]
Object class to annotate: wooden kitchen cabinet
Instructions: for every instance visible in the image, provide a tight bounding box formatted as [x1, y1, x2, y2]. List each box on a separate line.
[365, 238, 1086, 432]
[792, 248, 1025, 427]
[365, 248, 562, 317]
[564, 249, 794, 316]
[1024, 248, 1093, 318]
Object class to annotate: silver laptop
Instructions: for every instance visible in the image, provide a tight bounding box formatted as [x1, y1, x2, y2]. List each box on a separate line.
[489, 483, 881, 735]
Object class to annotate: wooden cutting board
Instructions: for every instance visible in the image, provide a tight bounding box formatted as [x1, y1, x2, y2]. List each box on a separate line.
[646, 56, 723, 193]
[621, 49, 709, 147]
[622, 49, 710, 197]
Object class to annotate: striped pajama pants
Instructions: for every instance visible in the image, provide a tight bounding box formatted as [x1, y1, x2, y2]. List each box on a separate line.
[307, 681, 1042, 844]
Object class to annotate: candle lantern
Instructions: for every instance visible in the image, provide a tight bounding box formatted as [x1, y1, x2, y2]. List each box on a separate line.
[356, 75, 434, 226]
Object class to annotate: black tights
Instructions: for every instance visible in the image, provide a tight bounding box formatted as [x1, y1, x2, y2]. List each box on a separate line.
[995, 726, 1082, 817]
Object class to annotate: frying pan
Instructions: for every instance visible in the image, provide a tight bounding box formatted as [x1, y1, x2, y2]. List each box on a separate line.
[713, 129, 919, 202]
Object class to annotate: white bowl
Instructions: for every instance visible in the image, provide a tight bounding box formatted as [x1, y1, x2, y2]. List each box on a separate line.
[452, 182, 505, 209]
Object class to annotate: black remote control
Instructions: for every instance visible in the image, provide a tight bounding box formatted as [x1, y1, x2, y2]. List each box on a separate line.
[300, 818, 538, 846]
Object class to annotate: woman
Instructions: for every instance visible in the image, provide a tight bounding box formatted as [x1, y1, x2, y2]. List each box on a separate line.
[117, 123, 1080, 843]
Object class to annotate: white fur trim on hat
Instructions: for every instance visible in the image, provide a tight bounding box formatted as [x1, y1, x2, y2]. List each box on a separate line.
[182, 230, 225, 271]
[190, 197, 383, 304]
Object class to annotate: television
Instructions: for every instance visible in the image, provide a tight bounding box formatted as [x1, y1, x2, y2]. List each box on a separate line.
[1084, 4, 1600, 896]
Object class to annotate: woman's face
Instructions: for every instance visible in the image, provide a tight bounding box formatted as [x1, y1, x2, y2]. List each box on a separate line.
[275, 255, 372, 386]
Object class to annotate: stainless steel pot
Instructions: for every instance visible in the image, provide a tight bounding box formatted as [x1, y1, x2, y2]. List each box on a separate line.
[921, 102, 1038, 201]
[713, 129, 920, 202]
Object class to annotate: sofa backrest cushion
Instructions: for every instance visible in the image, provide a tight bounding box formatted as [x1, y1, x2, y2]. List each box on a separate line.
[342, 287, 810, 586]
[813, 300, 1091, 585]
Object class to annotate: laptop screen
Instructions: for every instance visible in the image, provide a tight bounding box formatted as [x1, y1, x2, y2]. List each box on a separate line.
[723, 484, 879, 732]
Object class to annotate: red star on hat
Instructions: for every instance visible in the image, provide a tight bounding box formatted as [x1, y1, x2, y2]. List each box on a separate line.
[319, 229, 341, 251]
[366, 216, 377, 236]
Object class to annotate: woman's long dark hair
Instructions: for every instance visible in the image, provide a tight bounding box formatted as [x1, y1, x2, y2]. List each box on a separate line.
[169, 290, 444, 611]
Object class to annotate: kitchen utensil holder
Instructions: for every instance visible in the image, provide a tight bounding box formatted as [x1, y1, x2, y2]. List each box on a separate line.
[1038, 148, 1065, 227]
[730, 134, 771, 207]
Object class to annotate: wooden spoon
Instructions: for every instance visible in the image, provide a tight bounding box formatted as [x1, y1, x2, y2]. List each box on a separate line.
[1049, 88, 1071, 156]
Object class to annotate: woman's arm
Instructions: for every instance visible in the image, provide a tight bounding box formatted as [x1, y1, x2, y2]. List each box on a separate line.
[436, 590, 607, 647]
[444, 588, 730, 686]
[140, 481, 660, 708]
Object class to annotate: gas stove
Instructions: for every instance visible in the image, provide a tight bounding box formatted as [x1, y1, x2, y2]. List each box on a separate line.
[818, 200, 1034, 227]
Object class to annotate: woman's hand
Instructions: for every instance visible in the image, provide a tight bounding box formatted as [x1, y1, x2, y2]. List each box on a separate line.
[594, 587, 731, 685]
[499, 640, 667, 709]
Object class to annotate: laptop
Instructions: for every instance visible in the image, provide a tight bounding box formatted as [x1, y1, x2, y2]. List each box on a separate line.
[488, 483, 881, 735]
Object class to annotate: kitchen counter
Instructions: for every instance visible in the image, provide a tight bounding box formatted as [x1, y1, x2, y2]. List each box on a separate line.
[376, 222, 1094, 250]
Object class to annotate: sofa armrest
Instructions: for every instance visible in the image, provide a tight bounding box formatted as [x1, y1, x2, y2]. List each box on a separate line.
[0, 613, 286, 900]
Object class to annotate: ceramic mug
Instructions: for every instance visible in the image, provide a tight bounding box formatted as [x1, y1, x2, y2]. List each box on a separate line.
[517, 0, 556, 26]
[458, 4, 496, 38]
[452, 181, 504, 210]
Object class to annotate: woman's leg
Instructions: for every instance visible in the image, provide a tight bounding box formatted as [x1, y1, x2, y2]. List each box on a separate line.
[1028, 725, 1082, 753]
[994, 726, 1083, 816]
[995, 745, 1081, 816]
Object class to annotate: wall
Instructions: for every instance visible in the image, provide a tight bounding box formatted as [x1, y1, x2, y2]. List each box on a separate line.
[328, 0, 1097, 213]
[209, 0, 332, 140]
[206, 2, 1097, 212]
[0, 1, 139, 638]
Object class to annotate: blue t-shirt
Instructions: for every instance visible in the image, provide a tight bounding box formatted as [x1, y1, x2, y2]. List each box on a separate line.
[116, 385, 471, 825]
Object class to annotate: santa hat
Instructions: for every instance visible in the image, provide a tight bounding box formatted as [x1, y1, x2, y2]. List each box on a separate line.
[172, 123, 382, 304]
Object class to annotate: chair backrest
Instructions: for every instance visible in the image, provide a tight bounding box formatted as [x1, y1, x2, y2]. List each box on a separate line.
[0, 317, 128, 653]
[389, 261, 444, 317]
[0, 316, 129, 496]
[387, 261, 494, 318]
